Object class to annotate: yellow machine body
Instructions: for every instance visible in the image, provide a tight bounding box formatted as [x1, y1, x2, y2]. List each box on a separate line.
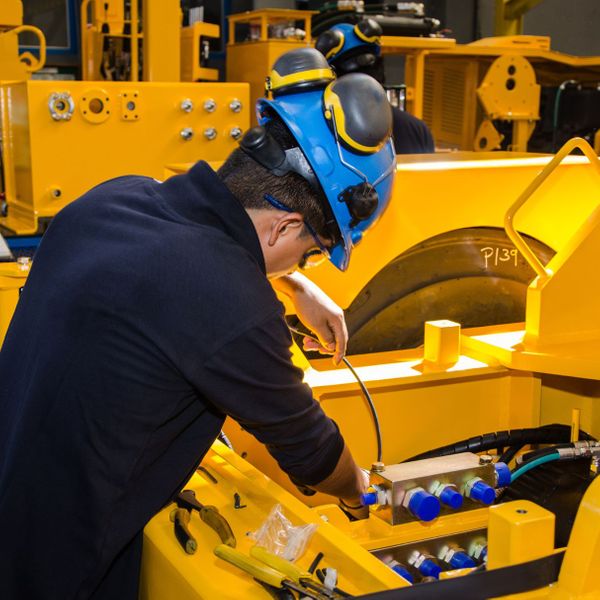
[226, 9, 315, 126]
[0, 80, 249, 235]
[140, 140, 600, 599]
[380, 34, 600, 152]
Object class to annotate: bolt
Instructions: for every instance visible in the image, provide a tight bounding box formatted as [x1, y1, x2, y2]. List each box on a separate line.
[229, 99, 242, 113]
[180, 127, 194, 141]
[204, 127, 217, 140]
[51, 188, 62, 198]
[371, 461, 385, 473]
[230, 127, 242, 140]
[479, 454, 494, 465]
[180, 99, 194, 113]
[203, 98, 216, 113]
[1, 200, 8, 217]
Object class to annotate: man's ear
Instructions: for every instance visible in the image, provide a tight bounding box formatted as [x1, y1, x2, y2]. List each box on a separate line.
[268, 213, 304, 247]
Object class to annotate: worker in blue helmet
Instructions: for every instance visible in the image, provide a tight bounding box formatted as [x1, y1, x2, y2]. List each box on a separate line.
[0, 47, 392, 599]
[316, 19, 435, 154]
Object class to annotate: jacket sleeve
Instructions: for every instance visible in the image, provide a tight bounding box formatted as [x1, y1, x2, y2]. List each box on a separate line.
[194, 311, 344, 486]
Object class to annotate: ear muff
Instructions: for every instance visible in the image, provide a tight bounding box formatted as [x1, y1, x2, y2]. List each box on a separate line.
[323, 73, 392, 154]
[266, 47, 334, 98]
[354, 18, 382, 44]
[340, 182, 379, 225]
[315, 29, 345, 60]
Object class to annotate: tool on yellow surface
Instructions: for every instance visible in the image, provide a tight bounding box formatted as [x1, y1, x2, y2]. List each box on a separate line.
[250, 545, 348, 598]
[214, 544, 348, 599]
[170, 489, 236, 548]
[170, 508, 197, 555]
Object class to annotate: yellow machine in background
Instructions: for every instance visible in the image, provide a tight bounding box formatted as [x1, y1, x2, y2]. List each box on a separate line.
[381, 34, 600, 152]
[141, 139, 600, 599]
[226, 9, 314, 127]
[0, 0, 248, 237]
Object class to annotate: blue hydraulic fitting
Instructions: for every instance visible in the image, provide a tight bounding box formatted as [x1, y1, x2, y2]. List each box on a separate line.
[360, 491, 378, 506]
[448, 551, 476, 569]
[494, 462, 511, 487]
[439, 545, 476, 570]
[468, 540, 488, 563]
[409, 551, 441, 579]
[360, 485, 388, 506]
[403, 487, 440, 522]
[387, 560, 414, 583]
[464, 477, 495, 505]
[437, 484, 463, 509]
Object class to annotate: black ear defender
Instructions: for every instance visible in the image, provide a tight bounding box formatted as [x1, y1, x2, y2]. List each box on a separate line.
[339, 182, 379, 226]
[354, 18, 383, 42]
[315, 29, 345, 60]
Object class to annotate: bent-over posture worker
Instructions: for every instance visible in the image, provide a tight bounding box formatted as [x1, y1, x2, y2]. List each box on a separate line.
[316, 19, 435, 154]
[0, 48, 396, 599]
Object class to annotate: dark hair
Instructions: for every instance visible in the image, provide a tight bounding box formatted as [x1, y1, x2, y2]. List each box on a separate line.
[217, 122, 329, 238]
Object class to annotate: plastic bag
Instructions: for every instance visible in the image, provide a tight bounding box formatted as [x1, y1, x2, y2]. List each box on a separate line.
[250, 504, 317, 561]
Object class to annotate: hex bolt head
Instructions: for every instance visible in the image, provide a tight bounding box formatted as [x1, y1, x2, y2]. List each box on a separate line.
[229, 99, 242, 113]
[479, 454, 494, 465]
[203, 99, 217, 113]
[230, 127, 242, 140]
[180, 127, 194, 141]
[204, 127, 217, 140]
[371, 462, 385, 473]
[180, 99, 194, 113]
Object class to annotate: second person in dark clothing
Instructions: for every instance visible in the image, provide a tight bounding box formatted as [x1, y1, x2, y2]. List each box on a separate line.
[316, 19, 435, 154]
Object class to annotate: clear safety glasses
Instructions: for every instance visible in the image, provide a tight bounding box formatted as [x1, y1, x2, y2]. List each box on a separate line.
[263, 193, 330, 269]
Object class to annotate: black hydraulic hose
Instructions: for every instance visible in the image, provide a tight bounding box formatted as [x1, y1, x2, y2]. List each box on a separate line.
[520, 443, 574, 463]
[289, 326, 383, 463]
[499, 444, 523, 465]
[403, 424, 595, 462]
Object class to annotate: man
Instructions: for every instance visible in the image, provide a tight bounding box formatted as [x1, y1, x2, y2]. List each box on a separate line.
[0, 48, 395, 599]
[316, 19, 435, 154]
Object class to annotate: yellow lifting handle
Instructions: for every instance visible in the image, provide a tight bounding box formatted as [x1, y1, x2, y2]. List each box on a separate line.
[10, 25, 47, 73]
[504, 137, 600, 281]
[250, 545, 312, 582]
[214, 544, 286, 588]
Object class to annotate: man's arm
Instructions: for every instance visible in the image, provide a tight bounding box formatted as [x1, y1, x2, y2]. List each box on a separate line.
[272, 272, 348, 364]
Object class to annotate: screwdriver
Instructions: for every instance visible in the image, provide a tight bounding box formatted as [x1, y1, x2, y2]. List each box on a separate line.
[214, 544, 349, 599]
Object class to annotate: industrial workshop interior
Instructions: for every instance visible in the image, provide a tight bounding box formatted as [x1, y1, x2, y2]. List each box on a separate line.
[2, 0, 600, 598]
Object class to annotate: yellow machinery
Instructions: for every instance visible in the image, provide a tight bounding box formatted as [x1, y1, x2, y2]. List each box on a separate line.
[0, 0, 249, 237]
[380, 34, 600, 152]
[140, 138, 600, 598]
[226, 9, 315, 127]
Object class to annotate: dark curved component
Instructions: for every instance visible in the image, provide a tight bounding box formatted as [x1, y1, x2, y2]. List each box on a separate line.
[404, 424, 596, 462]
[345, 227, 555, 354]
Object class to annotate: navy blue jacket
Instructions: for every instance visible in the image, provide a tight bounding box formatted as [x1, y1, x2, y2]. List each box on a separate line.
[0, 162, 344, 599]
[392, 106, 435, 154]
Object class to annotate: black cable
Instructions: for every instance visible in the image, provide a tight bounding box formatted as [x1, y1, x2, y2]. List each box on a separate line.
[499, 444, 522, 465]
[404, 424, 595, 462]
[289, 326, 383, 463]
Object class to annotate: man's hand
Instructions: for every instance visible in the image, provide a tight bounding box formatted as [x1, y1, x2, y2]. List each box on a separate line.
[272, 272, 348, 364]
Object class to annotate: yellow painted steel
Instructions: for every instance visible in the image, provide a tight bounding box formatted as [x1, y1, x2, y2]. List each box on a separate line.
[143, 0, 180, 82]
[226, 9, 315, 126]
[487, 500, 555, 569]
[0, 80, 249, 235]
[423, 319, 461, 368]
[494, 0, 545, 37]
[381, 34, 600, 151]
[0, 1, 46, 81]
[140, 442, 406, 600]
[0, 261, 29, 344]
[180, 22, 220, 82]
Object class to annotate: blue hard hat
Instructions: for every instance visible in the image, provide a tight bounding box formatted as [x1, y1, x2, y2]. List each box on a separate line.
[315, 20, 382, 71]
[241, 48, 395, 271]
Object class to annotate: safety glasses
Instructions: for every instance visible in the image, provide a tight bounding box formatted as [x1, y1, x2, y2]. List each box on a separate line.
[263, 193, 331, 268]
